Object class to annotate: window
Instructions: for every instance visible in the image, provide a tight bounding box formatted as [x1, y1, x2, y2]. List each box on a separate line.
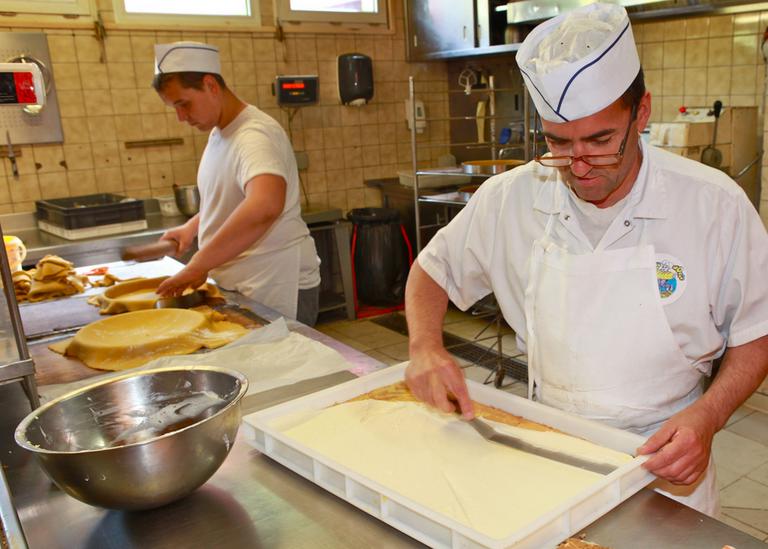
[122, 0, 250, 17]
[0, 0, 90, 15]
[113, 0, 261, 28]
[276, 0, 387, 25]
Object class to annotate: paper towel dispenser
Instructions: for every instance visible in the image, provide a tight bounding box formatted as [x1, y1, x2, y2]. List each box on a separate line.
[338, 53, 373, 107]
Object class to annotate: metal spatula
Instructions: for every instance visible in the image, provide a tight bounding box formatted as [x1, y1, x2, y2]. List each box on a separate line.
[466, 416, 619, 475]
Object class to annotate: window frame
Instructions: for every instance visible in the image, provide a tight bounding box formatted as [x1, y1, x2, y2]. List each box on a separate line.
[275, 0, 388, 25]
[112, 0, 262, 29]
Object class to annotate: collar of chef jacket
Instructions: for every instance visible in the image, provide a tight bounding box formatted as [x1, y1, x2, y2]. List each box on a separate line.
[531, 140, 668, 222]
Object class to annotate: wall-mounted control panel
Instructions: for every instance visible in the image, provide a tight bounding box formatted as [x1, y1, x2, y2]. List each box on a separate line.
[273, 75, 319, 106]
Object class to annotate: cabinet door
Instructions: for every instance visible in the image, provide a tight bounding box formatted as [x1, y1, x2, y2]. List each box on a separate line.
[406, 0, 476, 60]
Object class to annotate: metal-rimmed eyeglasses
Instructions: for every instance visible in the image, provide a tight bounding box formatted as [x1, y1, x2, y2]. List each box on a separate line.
[534, 105, 638, 168]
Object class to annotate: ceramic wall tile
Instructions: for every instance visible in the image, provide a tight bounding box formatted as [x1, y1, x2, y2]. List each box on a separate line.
[686, 17, 709, 39]
[230, 37, 254, 61]
[732, 34, 759, 65]
[38, 172, 70, 199]
[708, 37, 733, 66]
[709, 15, 734, 37]
[684, 39, 708, 67]
[63, 144, 94, 170]
[47, 34, 78, 63]
[74, 34, 102, 63]
[79, 63, 109, 90]
[87, 116, 118, 143]
[65, 169, 97, 196]
[643, 42, 664, 69]
[52, 63, 81, 91]
[91, 141, 120, 168]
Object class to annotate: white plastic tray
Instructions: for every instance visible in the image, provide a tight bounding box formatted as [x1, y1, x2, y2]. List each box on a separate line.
[242, 363, 655, 549]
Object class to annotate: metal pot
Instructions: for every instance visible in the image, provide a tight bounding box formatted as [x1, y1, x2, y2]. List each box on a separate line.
[15, 366, 248, 510]
[462, 159, 525, 175]
[173, 184, 200, 217]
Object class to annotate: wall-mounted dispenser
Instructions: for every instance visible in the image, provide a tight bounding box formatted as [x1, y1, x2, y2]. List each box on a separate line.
[338, 53, 373, 107]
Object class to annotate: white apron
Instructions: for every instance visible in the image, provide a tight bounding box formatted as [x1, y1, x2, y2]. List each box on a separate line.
[523, 195, 720, 517]
[212, 244, 300, 320]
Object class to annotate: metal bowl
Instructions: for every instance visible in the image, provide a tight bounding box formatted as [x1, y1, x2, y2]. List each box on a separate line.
[14, 366, 248, 511]
[173, 184, 200, 217]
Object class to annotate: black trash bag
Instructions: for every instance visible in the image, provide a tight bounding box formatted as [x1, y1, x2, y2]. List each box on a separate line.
[348, 208, 410, 306]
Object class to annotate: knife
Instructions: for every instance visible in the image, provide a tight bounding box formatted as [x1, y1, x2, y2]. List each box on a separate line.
[466, 416, 619, 475]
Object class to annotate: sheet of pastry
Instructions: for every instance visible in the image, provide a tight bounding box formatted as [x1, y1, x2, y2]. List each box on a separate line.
[49, 308, 247, 371]
[276, 382, 633, 541]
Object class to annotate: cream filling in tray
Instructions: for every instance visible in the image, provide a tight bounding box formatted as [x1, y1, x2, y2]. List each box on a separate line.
[242, 363, 655, 549]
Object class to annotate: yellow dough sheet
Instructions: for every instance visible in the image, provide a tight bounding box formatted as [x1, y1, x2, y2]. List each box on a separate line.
[15, 255, 89, 302]
[88, 276, 224, 314]
[49, 308, 247, 371]
[276, 384, 633, 541]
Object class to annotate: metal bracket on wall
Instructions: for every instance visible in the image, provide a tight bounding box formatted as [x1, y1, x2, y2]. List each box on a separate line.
[124, 138, 184, 149]
[0, 147, 22, 159]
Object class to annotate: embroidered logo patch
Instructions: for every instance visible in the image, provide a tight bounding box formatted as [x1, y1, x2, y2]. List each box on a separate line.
[656, 254, 687, 304]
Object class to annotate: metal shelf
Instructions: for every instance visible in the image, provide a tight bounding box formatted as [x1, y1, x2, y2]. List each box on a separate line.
[406, 75, 535, 387]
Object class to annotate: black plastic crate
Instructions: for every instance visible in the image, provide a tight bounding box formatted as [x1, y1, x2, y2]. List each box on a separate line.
[36, 194, 146, 230]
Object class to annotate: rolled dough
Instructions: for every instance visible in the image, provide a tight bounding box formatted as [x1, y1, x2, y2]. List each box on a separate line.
[278, 396, 633, 540]
[49, 308, 247, 371]
[89, 276, 224, 314]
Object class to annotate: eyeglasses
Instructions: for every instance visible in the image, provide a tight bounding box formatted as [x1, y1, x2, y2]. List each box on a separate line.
[534, 105, 637, 168]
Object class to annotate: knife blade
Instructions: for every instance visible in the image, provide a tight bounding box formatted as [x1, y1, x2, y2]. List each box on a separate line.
[466, 417, 619, 475]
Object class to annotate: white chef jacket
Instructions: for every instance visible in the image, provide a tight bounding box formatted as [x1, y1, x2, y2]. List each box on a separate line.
[419, 141, 768, 374]
[197, 104, 320, 318]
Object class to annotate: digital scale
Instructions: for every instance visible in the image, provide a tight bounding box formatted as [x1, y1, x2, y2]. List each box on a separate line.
[273, 75, 319, 106]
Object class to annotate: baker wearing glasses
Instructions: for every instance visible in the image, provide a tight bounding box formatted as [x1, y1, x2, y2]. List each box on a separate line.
[404, 2, 768, 516]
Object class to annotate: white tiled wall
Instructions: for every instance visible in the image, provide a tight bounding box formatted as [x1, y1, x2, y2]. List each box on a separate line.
[634, 12, 768, 223]
[0, 0, 450, 214]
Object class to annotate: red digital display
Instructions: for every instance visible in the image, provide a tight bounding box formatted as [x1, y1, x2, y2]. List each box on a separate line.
[13, 72, 37, 104]
[281, 82, 306, 90]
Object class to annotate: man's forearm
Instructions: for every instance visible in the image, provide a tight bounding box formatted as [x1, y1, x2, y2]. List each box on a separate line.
[187, 199, 275, 273]
[696, 334, 768, 430]
[184, 213, 200, 234]
[405, 262, 450, 353]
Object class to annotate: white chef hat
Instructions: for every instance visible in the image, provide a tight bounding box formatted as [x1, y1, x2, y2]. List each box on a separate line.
[154, 42, 221, 76]
[515, 3, 640, 122]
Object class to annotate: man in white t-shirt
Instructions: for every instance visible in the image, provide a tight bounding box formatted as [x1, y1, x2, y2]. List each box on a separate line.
[151, 42, 321, 325]
[404, 4, 768, 516]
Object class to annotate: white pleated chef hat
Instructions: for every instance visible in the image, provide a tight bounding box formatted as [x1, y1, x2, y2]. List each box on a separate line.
[154, 42, 221, 76]
[515, 3, 640, 122]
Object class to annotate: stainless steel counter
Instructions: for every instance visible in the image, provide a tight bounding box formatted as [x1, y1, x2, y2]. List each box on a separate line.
[1, 203, 345, 267]
[3, 375, 765, 549]
[1, 262, 765, 547]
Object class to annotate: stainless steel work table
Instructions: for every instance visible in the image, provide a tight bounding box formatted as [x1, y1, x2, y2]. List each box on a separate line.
[1, 271, 765, 547]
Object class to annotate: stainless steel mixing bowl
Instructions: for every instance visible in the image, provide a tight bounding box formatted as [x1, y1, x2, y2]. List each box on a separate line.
[14, 366, 248, 511]
[173, 184, 200, 217]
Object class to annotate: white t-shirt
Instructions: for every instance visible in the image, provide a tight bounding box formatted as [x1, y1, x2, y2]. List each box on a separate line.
[419, 141, 768, 374]
[567, 185, 630, 248]
[196, 104, 320, 317]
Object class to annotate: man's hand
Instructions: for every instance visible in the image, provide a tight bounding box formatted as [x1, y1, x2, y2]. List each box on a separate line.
[156, 265, 208, 297]
[160, 225, 197, 257]
[405, 346, 475, 419]
[637, 402, 716, 485]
